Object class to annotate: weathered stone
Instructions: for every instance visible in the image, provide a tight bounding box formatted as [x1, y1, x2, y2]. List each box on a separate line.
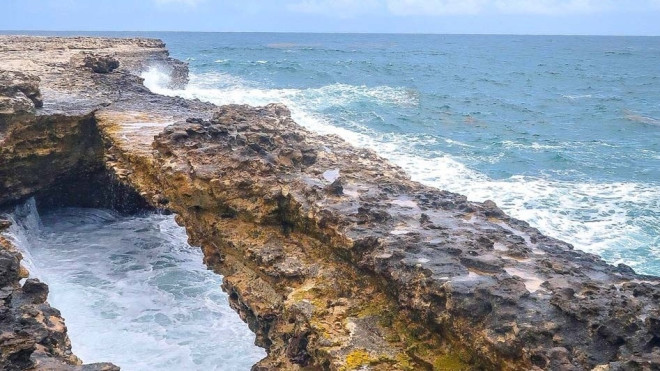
[0, 69, 43, 108]
[1, 35, 659, 370]
[0, 218, 11, 231]
[21, 278, 49, 304]
[82, 54, 120, 73]
[0, 249, 20, 288]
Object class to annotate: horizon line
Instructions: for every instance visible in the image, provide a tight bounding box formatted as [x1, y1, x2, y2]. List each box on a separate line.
[1, 30, 659, 37]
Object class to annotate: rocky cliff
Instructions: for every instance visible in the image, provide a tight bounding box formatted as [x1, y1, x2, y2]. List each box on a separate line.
[1, 36, 659, 370]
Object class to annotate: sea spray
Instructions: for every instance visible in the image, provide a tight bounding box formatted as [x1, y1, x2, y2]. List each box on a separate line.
[3, 201, 265, 371]
[141, 43, 660, 275]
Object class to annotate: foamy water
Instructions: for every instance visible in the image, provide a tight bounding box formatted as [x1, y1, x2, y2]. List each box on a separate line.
[3, 200, 265, 370]
[143, 61, 660, 275]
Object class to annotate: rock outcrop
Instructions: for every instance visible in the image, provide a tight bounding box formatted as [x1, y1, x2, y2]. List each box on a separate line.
[82, 54, 120, 74]
[1, 35, 659, 370]
[0, 70, 43, 117]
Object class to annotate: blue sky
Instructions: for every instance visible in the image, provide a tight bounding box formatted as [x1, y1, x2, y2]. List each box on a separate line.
[2, 0, 660, 35]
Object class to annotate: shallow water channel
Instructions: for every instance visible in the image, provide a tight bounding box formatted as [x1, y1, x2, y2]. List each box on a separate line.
[5, 200, 265, 370]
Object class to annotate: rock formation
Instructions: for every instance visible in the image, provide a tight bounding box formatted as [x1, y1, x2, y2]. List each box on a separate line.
[1, 36, 659, 370]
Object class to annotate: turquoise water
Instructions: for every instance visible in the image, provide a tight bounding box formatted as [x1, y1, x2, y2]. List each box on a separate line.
[4, 32, 659, 275]
[141, 33, 659, 275]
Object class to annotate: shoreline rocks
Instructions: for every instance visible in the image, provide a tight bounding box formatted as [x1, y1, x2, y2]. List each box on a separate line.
[82, 54, 120, 74]
[1, 35, 659, 370]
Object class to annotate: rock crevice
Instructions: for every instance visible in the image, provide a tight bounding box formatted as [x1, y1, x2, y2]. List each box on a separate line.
[1, 36, 659, 370]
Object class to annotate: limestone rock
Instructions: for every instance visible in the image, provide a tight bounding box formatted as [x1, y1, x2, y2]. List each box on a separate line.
[1, 35, 659, 370]
[82, 54, 120, 73]
[0, 70, 43, 108]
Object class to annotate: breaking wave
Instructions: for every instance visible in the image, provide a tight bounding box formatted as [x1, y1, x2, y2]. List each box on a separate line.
[142, 68, 660, 275]
[2, 200, 265, 370]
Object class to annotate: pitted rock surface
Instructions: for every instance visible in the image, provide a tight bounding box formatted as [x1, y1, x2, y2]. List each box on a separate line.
[134, 104, 659, 370]
[1, 35, 660, 370]
[82, 54, 120, 74]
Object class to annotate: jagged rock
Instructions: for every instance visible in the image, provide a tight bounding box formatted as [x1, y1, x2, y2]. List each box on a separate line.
[0, 247, 20, 288]
[0, 70, 43, 108]
[82, 54, 120, 73]
[1, 35, 659, 370]
[0, 70, 43, 124]
[21, 278, 49, 304]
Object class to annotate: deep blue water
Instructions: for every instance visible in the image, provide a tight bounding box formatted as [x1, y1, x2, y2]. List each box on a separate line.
[7, 31, 660, 275]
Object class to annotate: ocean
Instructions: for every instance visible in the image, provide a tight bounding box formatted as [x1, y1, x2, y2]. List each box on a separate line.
[4, 201, 265, 370]
[2, 31, 659, 370]
[140, 32, 659, 275]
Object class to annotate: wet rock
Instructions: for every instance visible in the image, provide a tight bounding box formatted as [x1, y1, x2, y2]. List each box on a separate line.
[2, 35, 660, 370]
[0, 249, 20, 287]
[0, 218, 11, 231]
[21, 278, 49, 304]
[326, 177, 344, 195]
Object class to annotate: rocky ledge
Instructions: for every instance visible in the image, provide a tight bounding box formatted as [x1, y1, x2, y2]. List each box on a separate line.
[1, 36, 659, 370]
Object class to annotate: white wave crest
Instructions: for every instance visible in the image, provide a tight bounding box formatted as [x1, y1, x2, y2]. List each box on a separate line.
[562, 94, 592, 100]
[142, 66, 174, 92]
[142, 70, 659, 274]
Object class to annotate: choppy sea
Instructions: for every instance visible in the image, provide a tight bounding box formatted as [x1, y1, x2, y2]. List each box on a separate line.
[142, 33, 659, 275]
[2, 32, 659, 370]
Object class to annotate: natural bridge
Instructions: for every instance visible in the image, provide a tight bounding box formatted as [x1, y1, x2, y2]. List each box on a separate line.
[1, 36, 659, 370]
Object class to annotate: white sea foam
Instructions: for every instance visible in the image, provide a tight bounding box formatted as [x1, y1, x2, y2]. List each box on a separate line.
[141, 66, 174, 90]
[2, 202, 265, 371]
[562, 94, 592, 100]
[501, 140, 563, 150]
[144, 70, 418, 108]
[142, 70, 660, 274]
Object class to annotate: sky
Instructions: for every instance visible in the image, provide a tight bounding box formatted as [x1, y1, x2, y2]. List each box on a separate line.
[2, 0, 660, 35]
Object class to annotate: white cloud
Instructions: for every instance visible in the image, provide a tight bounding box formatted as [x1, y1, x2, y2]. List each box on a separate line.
[493, 0, 612, 15]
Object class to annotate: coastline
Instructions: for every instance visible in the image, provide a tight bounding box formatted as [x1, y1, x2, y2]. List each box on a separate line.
[1, 35, 659, 370]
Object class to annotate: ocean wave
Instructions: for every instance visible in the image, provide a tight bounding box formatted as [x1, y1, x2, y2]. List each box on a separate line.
[501, 140, 563, 150]
[562, 94, 592, 100]
[144, 69, 419, 108]
[4, 203, 265, 369]
[624, 110, 660, 126]
[142, 68, 659, 275]
[443, 138, 474, 147]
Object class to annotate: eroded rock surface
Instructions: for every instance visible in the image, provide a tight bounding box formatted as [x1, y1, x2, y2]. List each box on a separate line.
[1, 35, 660, 370]
[0, 70, 43, 117]
[82, 54, 120, 74]
[102, 104, 660, 370]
